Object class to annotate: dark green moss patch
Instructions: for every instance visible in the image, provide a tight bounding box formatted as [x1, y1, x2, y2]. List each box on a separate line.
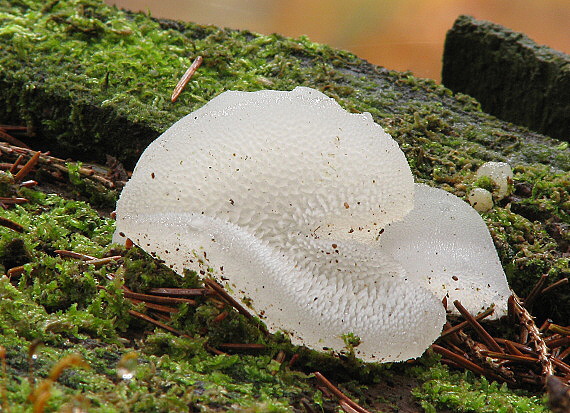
[443, 15, 570, 141]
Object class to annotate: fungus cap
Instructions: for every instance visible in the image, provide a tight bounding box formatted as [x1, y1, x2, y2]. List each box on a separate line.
[114, 87, 510, 362]
[117, 87, 415, 241]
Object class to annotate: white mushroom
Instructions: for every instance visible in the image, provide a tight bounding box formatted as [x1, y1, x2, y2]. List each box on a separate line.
[114, 87, 511, 362]
[476, 161, 513, 200]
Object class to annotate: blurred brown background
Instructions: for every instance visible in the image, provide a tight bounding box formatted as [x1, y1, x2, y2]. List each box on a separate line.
[105, 0, 570, 81]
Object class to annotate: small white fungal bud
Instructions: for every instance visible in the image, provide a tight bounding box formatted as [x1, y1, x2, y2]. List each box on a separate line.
[468, 187, 494, 212]
[476, 161, 513, 200]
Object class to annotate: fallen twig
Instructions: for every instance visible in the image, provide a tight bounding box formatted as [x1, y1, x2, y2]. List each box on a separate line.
[457, 330, 515, 383]
[0, 141, 124, 190]
[0, 196, 29, 205]
[481, 351, 538, 364]
[147, 287, 211, 297]
[212, 311, 229, 323]
[129, 298, 179, 314]
[541, 278, 569, 296]
[453, 300, 502, 353]
[510, 294, 554, 379]
[0, 127, 29, 149]
[203, 278, 268, 336]
[558, 347, 570, 361]
[128, 309, 188, 337]
[217, 343, 266, 351]
[13, 151, 40, 183]
[19, 180, 36, 188]
[171, 56, 203, 102]
[549, 324, 570, 336]
[54, 250, 97, 261]
[288, 353, 300, 368]
[9, 154, 24, 173]
[122, 288, 197, 306]
[313, 371, 372, 413]
[83, 256, 122, 268]
[524, 274, 549, 309]
[7, 265, 25, 278]
[339, 399, 361, 413]
[431, 344, 489, 377]
[0, 216, 24, 233]
[440, 306, 494, 339]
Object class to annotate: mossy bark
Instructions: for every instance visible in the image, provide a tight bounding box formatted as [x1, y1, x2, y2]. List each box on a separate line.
[1, 2, 568, 170]
[0, 1, 568, 411]
[1, 0, 568, 333]
[1, 0, 568, 339]
[442, 14, 570, 142]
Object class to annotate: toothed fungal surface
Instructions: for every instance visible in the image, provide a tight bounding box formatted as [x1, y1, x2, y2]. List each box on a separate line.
[114, 87, 509, 362]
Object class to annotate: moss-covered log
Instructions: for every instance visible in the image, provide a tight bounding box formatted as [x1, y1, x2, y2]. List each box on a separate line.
[442, 15, 570, 142]
[1, 0, 569, 350]
[3, 0, 568, 313]
[0, 0, 569, 411]
[1, 1, 569, 170]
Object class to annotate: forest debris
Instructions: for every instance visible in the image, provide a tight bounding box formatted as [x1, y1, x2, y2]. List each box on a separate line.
[13, 151, 40, 183]
[0, 216, 24, 233]
[453, 300, 502, 353]
[0, 141, 125, 190]
[128, 310, 188, 337]
[435, 295, 570, 388]
[511, 294, 554, 378]
[0, 126, 30, 149]
[171, 55, 203, 102]
[314, 371, 372, 413]
[147, 287, 211, 297]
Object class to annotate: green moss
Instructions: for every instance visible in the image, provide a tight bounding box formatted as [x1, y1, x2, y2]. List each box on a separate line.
[0, 188, 321, 410]
[0, 0, 568, 410]
[121, 247, 200, 292]
[474, 175, 497, 192]
[66, 161, 118, 209]
[411, 357, 548, 412]
[1, 0, 569, 174]
[475, 164, 570, 321]
[0, 194, 302, 411]
[0, 182, 561, 411]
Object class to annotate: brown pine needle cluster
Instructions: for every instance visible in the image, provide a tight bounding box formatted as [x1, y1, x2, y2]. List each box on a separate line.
[434, 281, 569, 389]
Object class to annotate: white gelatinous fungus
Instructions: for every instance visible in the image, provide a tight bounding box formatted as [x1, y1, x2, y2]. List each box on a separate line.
[379, 184, 509, 316]
[476, 161, 513, 200]
[114, 87, 511, 362]
[468, 187, 494, 212]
